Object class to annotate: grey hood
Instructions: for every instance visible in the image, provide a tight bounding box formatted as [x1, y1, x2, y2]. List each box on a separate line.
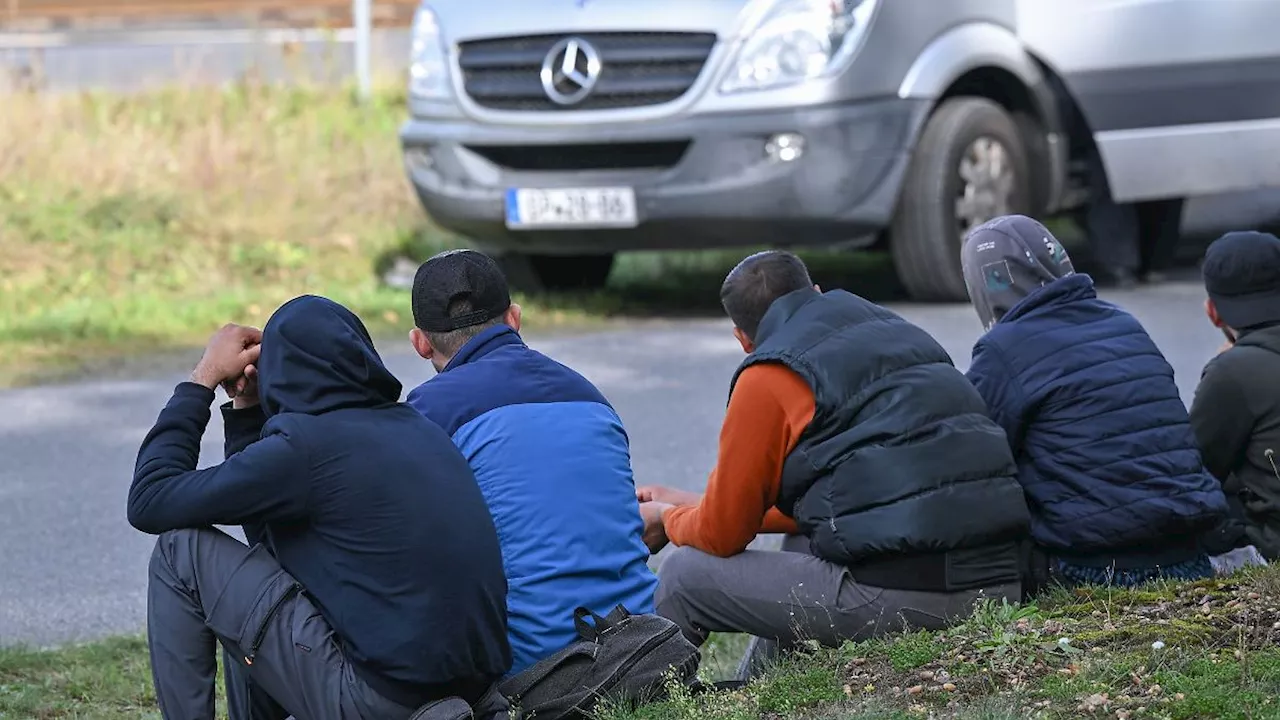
[962, 215, 1075, 330]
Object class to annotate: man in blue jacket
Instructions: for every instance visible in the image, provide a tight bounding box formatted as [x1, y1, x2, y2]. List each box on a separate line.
[128, 296, 510, 720]
[405, 250, 658, 676]
[961, 215, 1227, 591]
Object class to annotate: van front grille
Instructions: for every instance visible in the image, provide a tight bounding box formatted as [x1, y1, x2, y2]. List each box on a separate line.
[457, 32, 717, 112]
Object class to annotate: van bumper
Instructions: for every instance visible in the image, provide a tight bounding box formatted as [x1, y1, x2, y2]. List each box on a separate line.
[399, 97, 930, 254]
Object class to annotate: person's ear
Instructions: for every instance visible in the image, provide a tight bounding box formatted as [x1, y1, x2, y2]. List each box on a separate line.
[1206, 298, 1225, 328]
[409, 327, 435, 361]
[505, 303, 522, 333]
[732, 326, 755, 354]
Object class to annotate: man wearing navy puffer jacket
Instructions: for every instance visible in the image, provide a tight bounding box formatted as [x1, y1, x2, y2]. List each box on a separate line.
[961, 215, 1228, 593]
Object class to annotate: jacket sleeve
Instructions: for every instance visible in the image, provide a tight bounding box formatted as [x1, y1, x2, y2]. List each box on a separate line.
[1190, 357, 1253, 484]
[127, 383, 312, 535]
[220, 401, 271, 546]
[662, 364, 813, 557]
[966, 339, 1028, 454]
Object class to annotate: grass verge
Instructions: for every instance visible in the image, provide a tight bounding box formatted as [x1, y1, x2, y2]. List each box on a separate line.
[0, 83, 449, 386]
[603, 565, 1280, 720]
[7, 568, 1280, 718]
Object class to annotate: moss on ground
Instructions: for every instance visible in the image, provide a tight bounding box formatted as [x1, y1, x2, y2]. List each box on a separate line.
[599, 566, 1280, 720]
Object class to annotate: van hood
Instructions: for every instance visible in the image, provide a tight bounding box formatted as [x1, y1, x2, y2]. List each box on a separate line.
[427, 0, 751, 43]
[256, 295, 402, 418]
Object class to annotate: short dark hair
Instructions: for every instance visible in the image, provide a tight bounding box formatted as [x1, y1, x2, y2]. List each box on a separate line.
[423, 297, 504, 357]
[720, 250, 813, 340]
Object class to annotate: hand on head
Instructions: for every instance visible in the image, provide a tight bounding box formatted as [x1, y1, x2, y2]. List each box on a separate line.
[191, 324, 262, 396]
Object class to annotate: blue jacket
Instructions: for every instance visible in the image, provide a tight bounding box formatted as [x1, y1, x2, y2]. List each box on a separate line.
[965, 275, 1227, 562]
[129, 296, 510, 707]
[408, 326, 658, 675]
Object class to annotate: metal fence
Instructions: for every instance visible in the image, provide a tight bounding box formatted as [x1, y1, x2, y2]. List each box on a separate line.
[1, 0, 417, 30]
[0, 0, 418, 94]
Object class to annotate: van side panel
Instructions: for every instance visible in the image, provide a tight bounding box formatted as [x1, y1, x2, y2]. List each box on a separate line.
[1018, 0, 1280, 202]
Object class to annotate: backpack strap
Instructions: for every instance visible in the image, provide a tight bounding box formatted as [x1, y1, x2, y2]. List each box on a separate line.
[572, 607, 608, 642]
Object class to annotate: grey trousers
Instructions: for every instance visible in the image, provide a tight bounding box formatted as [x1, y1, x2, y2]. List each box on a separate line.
[146, 528, 416, 720]
[655, 536, 1019, 652]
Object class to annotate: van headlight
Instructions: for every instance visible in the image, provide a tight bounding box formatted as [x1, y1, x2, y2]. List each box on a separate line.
[720, 0, 879, 94]
[409, 5, 451, 99]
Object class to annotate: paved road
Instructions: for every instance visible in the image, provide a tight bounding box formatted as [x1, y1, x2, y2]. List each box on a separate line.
[0, 279, 1227, 648]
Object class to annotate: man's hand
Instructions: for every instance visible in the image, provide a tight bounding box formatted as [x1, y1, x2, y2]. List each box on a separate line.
[636, 485, 701, 507]
[639, 501, 673, 554]
[191, 324, 262, 391]
[225, 364, 260, 410]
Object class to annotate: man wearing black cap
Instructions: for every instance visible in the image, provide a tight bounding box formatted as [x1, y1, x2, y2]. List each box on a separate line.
[405, 249, 658, 678]
[1191, 231, 1280, 561]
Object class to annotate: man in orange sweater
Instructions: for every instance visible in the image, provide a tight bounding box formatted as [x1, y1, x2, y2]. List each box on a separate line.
[639, 251, 1028, 674]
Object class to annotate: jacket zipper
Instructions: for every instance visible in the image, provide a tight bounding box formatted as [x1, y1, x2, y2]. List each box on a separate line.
[244, 582, 302, 665]
[565, 624, 682, 713]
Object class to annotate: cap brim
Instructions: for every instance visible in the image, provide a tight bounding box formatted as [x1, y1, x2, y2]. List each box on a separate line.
[1211, 286, 1280, 329]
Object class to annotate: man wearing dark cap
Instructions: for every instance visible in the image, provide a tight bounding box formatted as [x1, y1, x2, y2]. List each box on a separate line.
[962, 215, 1226, 591]
[405, 249, 657, 677]
[1191, 231, 1280, 561]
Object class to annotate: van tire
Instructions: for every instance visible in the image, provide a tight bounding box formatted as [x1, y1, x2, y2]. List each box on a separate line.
[890, 97, 1031, 302]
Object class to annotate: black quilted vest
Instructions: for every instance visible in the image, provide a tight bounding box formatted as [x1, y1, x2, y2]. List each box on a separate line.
[732, 289, 1030, 591]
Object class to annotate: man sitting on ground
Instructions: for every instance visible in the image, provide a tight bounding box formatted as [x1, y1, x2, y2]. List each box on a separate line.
[637, 251, 1030, 663]
[960, 215, 1227, 592]
[406, 249, 658, 676]
[128, 296, 510, 720]
[1191, 231, 1280, 561]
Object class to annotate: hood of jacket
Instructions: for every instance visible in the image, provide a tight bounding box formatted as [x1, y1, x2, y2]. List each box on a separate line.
[962, 215, 1075, 330]
[256, 295, 403, 417]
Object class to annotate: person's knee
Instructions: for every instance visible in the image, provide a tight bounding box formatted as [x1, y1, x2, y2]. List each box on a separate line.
[148, 528, 219, 580]
[654, 546, 713, 611]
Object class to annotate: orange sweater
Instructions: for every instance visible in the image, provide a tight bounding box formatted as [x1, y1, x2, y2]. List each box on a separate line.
[662, 363, 816, 557]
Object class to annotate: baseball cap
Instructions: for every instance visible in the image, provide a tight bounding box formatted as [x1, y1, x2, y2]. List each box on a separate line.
[411, 249, 512, 333]
[1203, 231, 1280, 329]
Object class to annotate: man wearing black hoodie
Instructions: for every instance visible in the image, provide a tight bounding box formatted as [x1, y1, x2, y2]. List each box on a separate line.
[1192, 232, 1280, 562]
[127, 295, 510, 720]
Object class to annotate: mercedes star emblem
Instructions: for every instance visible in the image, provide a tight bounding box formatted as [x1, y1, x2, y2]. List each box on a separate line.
[540, 37, 602, 106]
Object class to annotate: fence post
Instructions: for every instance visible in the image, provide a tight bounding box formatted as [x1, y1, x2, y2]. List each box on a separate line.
[353, 0, 372, 100]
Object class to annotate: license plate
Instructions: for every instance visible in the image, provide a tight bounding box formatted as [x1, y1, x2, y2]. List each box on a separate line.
[505, 187, 638, 229]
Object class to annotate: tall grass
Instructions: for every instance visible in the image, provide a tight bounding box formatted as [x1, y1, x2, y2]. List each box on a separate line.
[0, 83, 446, 383]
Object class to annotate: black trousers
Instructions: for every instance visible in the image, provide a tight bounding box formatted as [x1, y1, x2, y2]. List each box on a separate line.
[1081, 150, 1185, 275]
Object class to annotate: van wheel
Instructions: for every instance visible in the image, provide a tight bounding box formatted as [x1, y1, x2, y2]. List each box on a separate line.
[890, 97, 1031, 302]
[498, 253, 616, 293]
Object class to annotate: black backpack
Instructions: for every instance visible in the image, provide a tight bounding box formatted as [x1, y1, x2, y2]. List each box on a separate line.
[496, 605, 701, 719]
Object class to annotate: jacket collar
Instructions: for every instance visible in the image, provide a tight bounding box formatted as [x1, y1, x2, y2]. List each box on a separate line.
[1236, 323, 1280, 352]
[442, 325, 524, 372]
[1000, 273, 1097, 324]
[753, 287, 823, 346]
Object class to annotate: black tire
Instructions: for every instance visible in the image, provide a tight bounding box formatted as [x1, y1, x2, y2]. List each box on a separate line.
[890, 97, 1032, 302]
[498, 253, 616, 293]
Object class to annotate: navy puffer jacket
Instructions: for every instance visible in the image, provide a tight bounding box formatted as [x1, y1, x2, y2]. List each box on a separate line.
[965, 274, 1226, 561]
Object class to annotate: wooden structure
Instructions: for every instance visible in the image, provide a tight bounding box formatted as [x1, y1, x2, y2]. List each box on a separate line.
[1, 0, 420, 30]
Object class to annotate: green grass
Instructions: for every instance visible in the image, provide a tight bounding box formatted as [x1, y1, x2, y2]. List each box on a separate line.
[8, 568, 1280, 718]
[0, 81, 910, 388]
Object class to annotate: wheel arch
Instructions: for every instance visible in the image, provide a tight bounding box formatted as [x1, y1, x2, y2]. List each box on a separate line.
[897, 23, 1067, 215]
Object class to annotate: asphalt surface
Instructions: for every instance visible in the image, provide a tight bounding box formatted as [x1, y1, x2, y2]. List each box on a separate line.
[0, 279, 1227, 648]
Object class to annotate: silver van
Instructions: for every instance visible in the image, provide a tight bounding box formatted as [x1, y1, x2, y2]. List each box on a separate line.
[399, 0, 1280, 300]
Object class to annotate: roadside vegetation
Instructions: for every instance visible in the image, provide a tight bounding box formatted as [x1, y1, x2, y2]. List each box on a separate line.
[6, 567, 1280, 718]
[0, 83, 434, 386]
